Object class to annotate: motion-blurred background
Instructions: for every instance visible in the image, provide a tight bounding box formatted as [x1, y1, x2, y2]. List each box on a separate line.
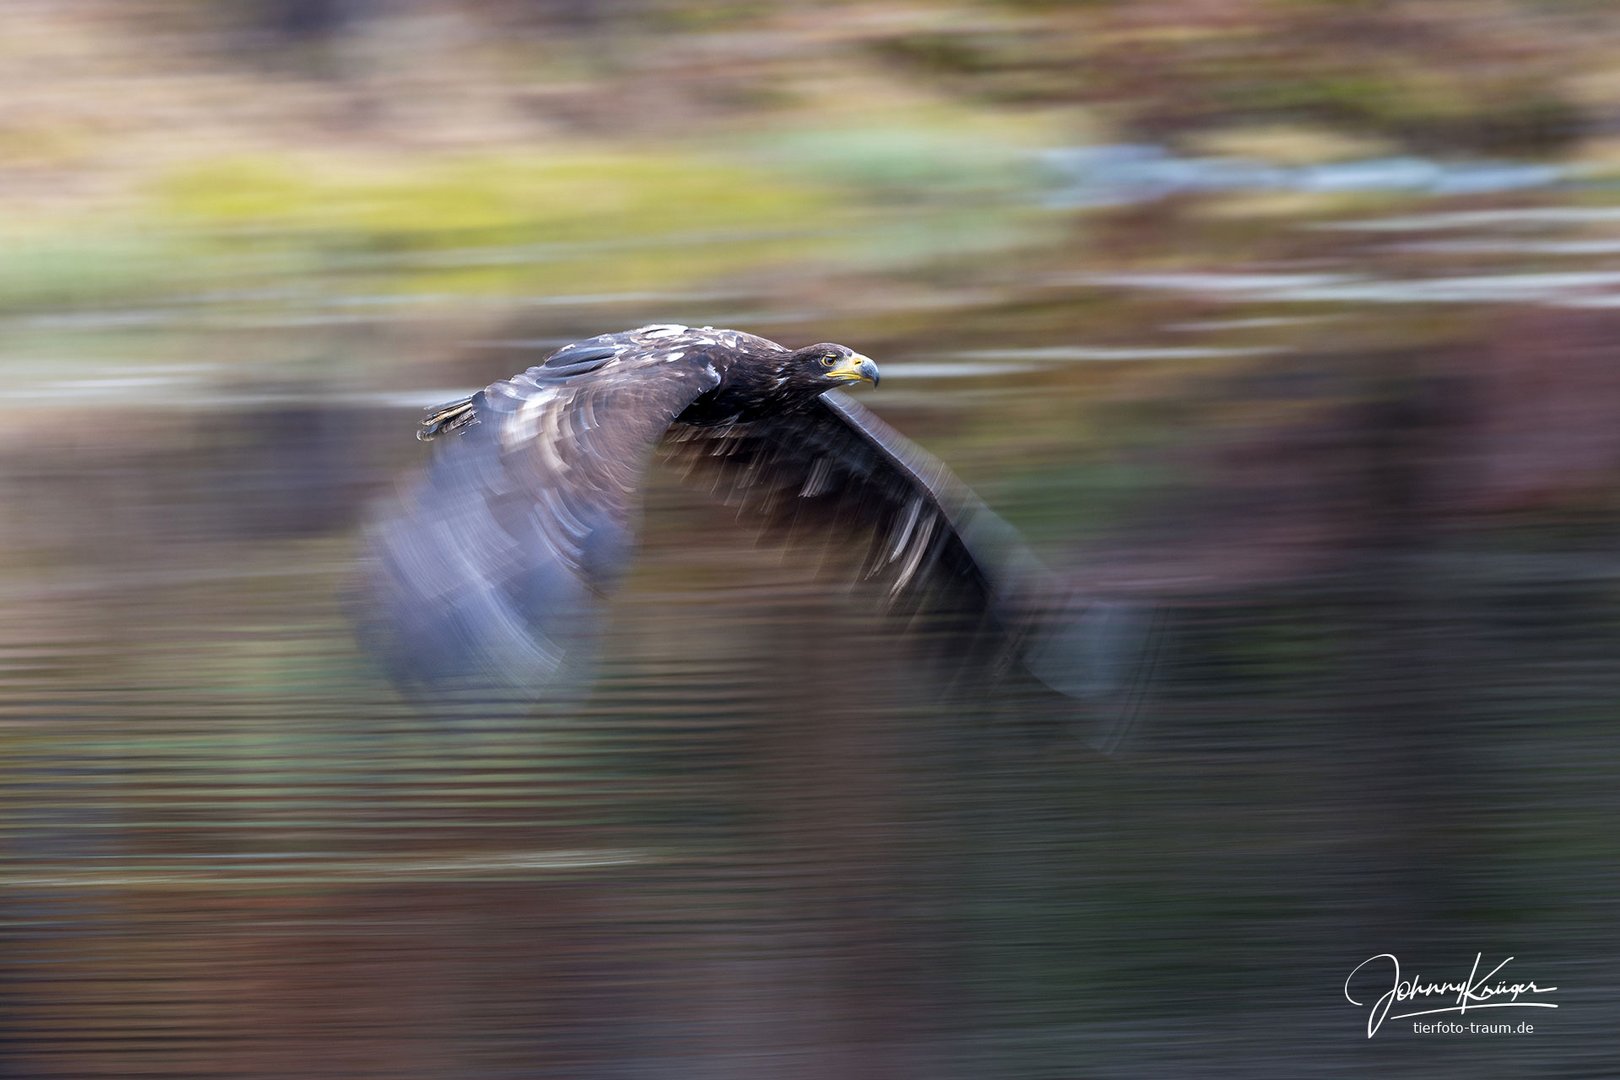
[2, 1, 1618, 1076]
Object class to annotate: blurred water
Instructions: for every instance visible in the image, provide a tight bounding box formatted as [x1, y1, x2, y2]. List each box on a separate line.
[1041, 144, 1573, 208]
[3, 179, 1619, 1079]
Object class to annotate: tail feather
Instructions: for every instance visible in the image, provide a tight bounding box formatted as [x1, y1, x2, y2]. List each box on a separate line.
[419, 395, 479, 441]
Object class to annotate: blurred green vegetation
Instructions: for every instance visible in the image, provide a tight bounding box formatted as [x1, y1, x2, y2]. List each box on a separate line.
[0, 128, 1051, 315]
[0, 0, 1613, 315]
[151, 152, 830, 248]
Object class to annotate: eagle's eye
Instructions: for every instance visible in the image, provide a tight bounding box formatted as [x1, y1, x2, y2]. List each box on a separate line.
[819, 354, 839, 367]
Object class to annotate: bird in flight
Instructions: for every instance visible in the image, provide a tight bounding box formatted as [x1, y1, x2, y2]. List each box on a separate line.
[358, 324, 1152, 715]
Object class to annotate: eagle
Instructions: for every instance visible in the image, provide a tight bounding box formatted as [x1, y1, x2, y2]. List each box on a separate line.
[358, 324, 1152, 713]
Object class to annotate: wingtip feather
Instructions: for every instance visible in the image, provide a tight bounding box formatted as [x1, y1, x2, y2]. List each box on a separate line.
[419, 396, 479, 441]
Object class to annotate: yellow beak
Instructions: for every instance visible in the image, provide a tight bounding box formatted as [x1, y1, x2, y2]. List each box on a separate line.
[824, 354, 880, 387]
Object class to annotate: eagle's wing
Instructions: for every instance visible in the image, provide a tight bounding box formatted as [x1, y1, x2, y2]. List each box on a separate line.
[665, 392, 1030, 616]
[662, 392, 1160, 718]
[356, 338, 722, 698]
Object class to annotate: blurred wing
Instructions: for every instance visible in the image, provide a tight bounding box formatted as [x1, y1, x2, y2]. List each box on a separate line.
[357, 348, 721, 698]
[665, 391, 1038, 619]
[664, 391, 1162, 719]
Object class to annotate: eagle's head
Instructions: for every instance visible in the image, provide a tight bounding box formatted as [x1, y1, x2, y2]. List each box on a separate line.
[784, 343, 880, 395]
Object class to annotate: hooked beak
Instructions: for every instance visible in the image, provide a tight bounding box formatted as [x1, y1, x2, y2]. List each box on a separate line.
[825, 354, 880, 388]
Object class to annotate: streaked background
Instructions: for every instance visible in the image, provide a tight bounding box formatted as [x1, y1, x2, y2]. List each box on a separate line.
[2, 2, 1617, 1075]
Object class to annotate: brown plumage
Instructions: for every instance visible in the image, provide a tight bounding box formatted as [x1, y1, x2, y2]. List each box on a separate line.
[357, 324, 1152, 708]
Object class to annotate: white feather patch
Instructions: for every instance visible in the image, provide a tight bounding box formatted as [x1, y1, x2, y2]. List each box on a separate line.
[536, 394, 572, 474]
[503, 387, 557, 448]
[800, 458, 834, 497]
